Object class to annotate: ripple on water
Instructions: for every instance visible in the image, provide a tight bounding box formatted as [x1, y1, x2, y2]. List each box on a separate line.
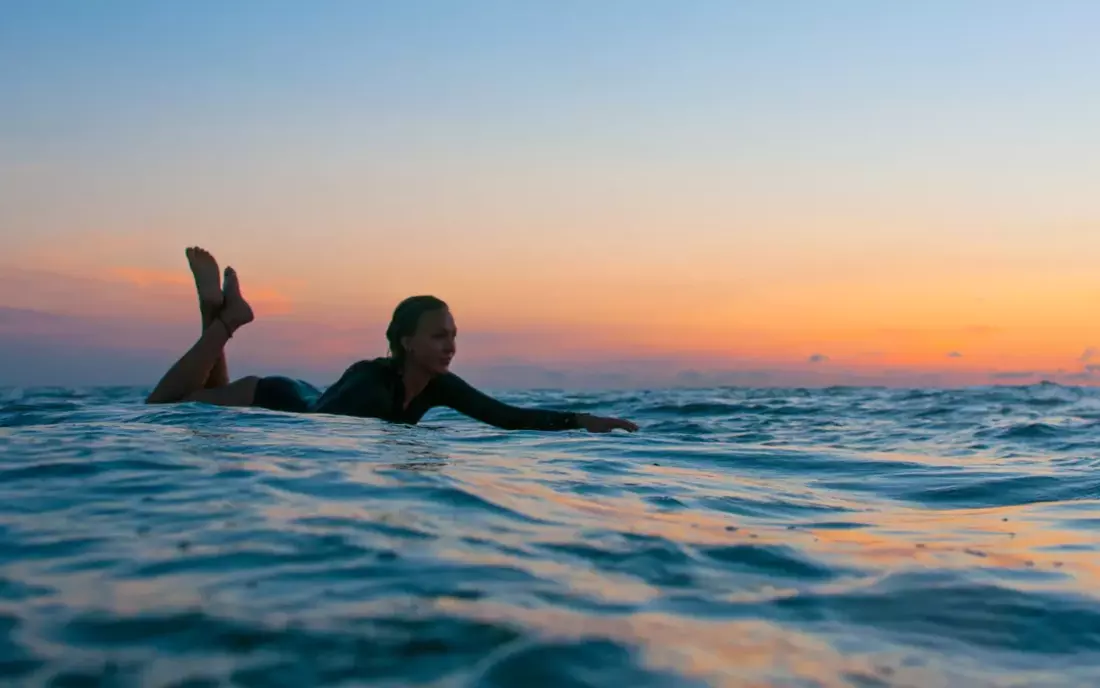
[1, 385, 1099, 686]
[776, 571, 1100, 656]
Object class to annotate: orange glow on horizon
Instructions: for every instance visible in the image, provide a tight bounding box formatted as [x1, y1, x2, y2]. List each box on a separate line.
[2, 243, 1099, 384]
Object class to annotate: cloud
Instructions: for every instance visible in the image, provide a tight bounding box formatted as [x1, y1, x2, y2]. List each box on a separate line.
[1081, 347, 1098, 363]
[0, 337, 172, 387]
[947, 351, 963, 358]
[1060, 362, 1100, 385]
[807, 354, 829, 364]
[109, 266, 295, 316]
[0, 265, 295, 319]
[0, 307, 374, 386]
[108, 267, 190, 288]
[0, 307, 69, 331]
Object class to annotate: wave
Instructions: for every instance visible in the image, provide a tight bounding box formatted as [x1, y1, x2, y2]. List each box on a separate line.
[1, 385, 1099, 685]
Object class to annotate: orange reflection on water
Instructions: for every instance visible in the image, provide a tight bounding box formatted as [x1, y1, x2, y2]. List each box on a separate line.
[450, 462, 1097, 591]
[453, 468, 741, 543]
[431, 598, 951, 687]
[803, 504, 1100, 589]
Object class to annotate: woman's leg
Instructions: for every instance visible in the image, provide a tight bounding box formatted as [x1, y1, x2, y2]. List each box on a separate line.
[184, 375, 261, 407]
[145, 320, 232, 403]
[146, 266, 254, 404]
[186, 247, 230, 389]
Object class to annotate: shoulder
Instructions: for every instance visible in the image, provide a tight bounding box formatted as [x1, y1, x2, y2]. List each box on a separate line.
[362, 357, 396, 372]
[314, 358, 397, 415]
[428, 371, 481, 399]
[433, 371, 472, 390]
[325, 358, 394, 391]
[344, 357, 395, 379]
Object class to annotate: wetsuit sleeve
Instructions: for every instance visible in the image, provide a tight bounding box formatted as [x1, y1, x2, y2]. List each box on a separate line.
[435, 374, 581, 431]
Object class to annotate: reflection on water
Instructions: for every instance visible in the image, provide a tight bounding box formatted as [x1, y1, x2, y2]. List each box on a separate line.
[1, 384, 1099, 686]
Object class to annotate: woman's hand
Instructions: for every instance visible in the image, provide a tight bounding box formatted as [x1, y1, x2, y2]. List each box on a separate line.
[577, 414, 639, 433]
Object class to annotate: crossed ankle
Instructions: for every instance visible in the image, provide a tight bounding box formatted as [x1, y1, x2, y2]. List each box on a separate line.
[217, 314, 236, 338]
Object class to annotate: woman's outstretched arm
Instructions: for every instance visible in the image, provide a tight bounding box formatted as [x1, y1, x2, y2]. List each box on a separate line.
[435, 374, 638, 432]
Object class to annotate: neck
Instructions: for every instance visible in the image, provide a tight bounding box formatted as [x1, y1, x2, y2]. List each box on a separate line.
[400, 360, 434, 401]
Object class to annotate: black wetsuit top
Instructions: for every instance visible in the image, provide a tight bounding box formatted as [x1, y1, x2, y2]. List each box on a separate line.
[252, 358, 580, 431]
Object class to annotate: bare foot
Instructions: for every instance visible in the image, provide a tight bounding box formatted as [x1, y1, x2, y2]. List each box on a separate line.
[219, 267, 254, 334]
[185, 247, 223, 314]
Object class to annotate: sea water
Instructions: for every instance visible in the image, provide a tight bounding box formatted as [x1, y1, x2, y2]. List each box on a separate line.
[1, 384, 1099, 686]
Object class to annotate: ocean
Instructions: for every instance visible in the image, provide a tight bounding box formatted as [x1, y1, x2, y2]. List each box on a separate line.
[1, 384, 1098, 687]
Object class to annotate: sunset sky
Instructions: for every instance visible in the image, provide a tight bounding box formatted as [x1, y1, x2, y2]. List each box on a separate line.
[3, 1, 1100, 388]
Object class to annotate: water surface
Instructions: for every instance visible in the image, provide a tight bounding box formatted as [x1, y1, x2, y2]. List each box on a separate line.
[1, 384, 1099, 686]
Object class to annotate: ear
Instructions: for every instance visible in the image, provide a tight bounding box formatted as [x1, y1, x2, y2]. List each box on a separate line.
[400, 334, 412, 352]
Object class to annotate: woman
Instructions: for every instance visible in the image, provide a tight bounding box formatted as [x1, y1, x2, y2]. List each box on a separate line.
[146, 247, 638, 433]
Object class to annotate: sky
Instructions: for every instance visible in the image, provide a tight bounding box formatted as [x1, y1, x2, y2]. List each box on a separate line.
[2, 0, 1100, 388]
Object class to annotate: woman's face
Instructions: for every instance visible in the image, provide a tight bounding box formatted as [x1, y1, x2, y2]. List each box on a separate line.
[403, 308, 456, 374]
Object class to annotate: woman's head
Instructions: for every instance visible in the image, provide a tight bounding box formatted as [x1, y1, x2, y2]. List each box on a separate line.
[386, 295, 455, 374]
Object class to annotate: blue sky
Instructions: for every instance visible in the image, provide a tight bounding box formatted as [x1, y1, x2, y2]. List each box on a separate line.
[3, 1, 1100, 387]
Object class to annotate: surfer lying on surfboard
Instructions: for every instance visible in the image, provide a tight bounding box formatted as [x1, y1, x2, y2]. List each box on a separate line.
[145, 247, 638, 433]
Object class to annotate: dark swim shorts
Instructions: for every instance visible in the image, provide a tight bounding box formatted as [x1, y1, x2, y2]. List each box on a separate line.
[252, 376, 321, 413]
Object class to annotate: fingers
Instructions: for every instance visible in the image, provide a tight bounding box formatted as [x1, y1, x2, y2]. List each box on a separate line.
[606, 416, 637, 432]
[577, 414, 639, 433]
[586, 416, 639, 433]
